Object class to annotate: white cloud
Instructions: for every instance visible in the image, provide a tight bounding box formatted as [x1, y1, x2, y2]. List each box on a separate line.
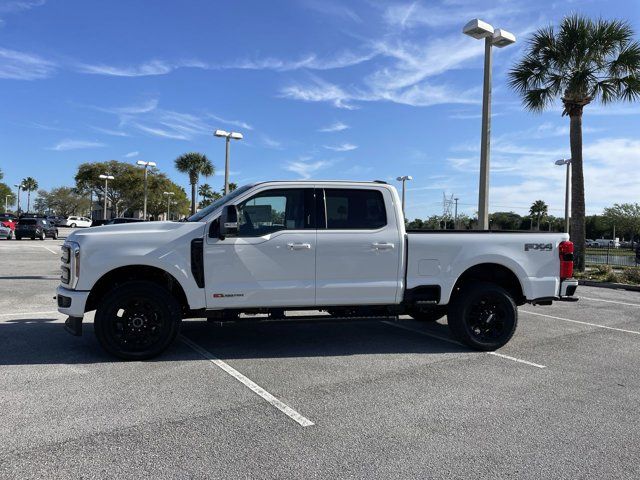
[76, 60, 176, 77]
[319, 121, 349, 132]
[91, 126, 129, 137]
[208, 114, 253, 131]
[302, 0, 361, 22]
[284, 157, 332, 179]
[0, 47, 56, 80]
[324, 143, 358, 152]
[0, 0, 46, 14]
[124, 151, 139, 158]
[281, 77, 357, 109]
[48, 139, 105, 151]
[261, 135, 282, 149]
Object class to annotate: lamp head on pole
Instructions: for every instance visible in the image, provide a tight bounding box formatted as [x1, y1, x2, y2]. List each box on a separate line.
[99, 174, 115, 180]
[555, 158, 572, 166]
[214, 129, 243, 140]
[136, 160, 156, 167]
[396, 175, 413, 182]
[463, 19, 494, 39]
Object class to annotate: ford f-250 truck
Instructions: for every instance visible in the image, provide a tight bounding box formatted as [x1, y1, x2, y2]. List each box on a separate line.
[56, 181, 578, 359]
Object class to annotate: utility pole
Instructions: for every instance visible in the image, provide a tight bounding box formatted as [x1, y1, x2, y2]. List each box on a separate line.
[214, 130, 243, 196]
[454, 197, 459, 228]
[163, 191, 175, 220]
[396, 176, 413, 220]
[463, 19, 516, 230]
[137, 161, 156, 220]
[13, 183, 24, 214]
[99, 174, 115, 220]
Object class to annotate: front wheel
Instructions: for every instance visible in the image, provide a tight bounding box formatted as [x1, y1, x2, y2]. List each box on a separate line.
[70, 223, 76, 228]
[447, 282, 517, 351]
[39, 230, 46, 240]
[94, 281, 182, 360]
[52, 230, 58, 239]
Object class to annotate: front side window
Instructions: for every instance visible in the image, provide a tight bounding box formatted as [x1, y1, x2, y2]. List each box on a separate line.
[236, 188, 313, 237]
[324, 189, 387, 229]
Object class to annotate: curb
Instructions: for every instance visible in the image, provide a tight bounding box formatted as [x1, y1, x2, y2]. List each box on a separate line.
[578, 279, 640, 292]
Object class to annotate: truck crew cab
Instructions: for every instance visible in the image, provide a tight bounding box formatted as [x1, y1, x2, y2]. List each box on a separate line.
[56, 181, 577, 359]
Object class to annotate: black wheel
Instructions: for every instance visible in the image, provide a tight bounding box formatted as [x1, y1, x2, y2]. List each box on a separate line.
[39, 230, 45, 240]
[15, 235, 21, 240]
[447, 282, 517, 351]
[70, 223, 76, 228]
[52, 230, 58, 239]
[407, 306, 446, 322]
[94, 281, 182, 360]
[7, 231, 13, 240]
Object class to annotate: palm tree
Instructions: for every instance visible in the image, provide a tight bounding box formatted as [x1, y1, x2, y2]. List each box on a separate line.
[509, 15, 640, 270]
[21, 177, 38, 212]
[174, 153, 214, 215]
[529, 200, 549, 230]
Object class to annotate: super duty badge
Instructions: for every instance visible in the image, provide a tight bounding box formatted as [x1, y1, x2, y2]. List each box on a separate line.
[524, 243, 553, 252]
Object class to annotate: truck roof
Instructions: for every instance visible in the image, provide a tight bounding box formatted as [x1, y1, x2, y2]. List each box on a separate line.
[252, 179, 389, 186]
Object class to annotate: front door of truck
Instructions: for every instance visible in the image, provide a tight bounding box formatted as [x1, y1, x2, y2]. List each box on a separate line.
[204, 187, 317, 309]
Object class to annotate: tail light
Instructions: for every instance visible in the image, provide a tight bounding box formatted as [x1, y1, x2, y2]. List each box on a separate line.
[559, 241, 574, 280]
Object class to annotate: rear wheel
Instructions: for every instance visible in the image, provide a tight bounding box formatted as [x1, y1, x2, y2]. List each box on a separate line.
[447, 282, 517, 351]
[15, 235, 21, 240]
[70, 223, 76, 228]
[39, 230, 46, 240]
[52, 230, 58, 239]
[94, 281, 182, 360]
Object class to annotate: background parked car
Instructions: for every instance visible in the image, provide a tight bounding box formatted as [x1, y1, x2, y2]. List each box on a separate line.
[46, 215, 66, 226]
[0, 223, 12, 239]
[0, 214, 16, 232]
[61, 216, 92, 228]
[15, 218, 58, 240]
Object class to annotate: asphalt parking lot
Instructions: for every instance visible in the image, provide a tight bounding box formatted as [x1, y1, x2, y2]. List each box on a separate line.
[1, 228, 639, 479]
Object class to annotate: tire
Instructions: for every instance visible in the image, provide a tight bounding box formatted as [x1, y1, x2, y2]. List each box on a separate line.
[94, 281, 182, 360]
[7, 231, 13, 240]
[15, 236, 21, 240]
[407, 306, 446, 322]
[52, 230, 58, 240]
[447, 282, 517, 351]
[39, 230, 45, 240]
[70, 223, 76, 228]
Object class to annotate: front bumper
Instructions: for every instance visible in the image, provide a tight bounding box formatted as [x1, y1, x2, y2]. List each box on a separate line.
[56, 285, 90, 318]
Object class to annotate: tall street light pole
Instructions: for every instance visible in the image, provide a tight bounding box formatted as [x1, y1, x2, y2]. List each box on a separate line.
[163, 191, 175, 220]
[454, 197, 459, 228]
[555, 159, 572, 233]
[5, 194, 13, 212]
[137, 160, 157, 220]
[396, 175, 413, 220]
[99, 174, 115, 220]
[463, 19, 516, 230]
[214, 129, 243, 196]
[13, 183, 24, 214]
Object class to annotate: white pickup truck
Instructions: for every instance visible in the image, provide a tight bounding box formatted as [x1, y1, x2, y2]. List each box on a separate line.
[57, 180, 578, 359]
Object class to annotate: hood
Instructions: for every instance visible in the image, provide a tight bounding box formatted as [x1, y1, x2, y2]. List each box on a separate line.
[67, 221, 205, 246]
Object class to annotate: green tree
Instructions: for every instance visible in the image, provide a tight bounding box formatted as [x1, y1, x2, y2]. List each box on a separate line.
[36, 187, 90, 217]
[529, 200, 548, 230]
[75, 161, 146, 217]
[490, 211, 523, 230]
[174, 152, 214, 215]
[603, 203, 640, 241]
[0, 182, 14, 211]
[21, 176, 38, 212]
[198, 183, 221, 209]
[146, 175, 190, 219]
[509, 15, 640, 269]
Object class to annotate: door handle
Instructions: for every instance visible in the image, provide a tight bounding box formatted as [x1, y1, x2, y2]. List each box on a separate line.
[287, 242, 312, 250]
[372, 242, 394, 250]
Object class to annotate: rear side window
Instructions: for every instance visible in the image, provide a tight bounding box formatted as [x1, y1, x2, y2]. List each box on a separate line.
[20, 219, 36, 225]
[324, 189, 387, 229]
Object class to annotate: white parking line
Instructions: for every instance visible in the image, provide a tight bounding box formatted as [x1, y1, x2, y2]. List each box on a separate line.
[521, 310, 640, 335]
[41, 246, 58, 254]
[181, 336, 315, 427]
[580, 296, 640, 308]
[381, 320, 546, 369]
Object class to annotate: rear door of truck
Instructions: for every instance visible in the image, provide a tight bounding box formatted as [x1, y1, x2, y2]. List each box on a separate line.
[315, 186, 402, 306]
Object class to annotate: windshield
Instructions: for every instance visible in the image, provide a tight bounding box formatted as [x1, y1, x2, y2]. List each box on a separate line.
[19, 219, 37, 225]
[187, 184, 254, 222]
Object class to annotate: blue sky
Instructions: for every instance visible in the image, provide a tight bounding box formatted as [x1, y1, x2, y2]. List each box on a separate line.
[0, 0, 639, 219]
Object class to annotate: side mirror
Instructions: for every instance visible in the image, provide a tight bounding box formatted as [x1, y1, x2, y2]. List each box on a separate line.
[219, 205, 239, 238]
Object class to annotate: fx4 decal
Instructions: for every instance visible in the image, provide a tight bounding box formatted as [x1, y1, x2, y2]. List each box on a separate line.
[212, 293, 245, 298]
[524, 243, 553, 252]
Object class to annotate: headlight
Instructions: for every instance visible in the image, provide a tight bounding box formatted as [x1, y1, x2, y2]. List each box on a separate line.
[61, 266, 70, 284]
[61, 246, 70, 263]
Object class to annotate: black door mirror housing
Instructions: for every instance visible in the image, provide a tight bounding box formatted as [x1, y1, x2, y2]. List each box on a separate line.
[219, 205, 239, 239]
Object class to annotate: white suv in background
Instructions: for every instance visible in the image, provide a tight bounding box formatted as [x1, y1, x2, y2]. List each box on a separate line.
[62, 216, 92, 228]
